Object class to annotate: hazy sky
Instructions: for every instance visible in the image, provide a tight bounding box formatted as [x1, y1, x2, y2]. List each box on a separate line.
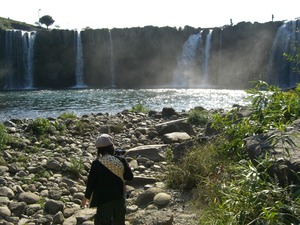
[1, 0, 300, 30]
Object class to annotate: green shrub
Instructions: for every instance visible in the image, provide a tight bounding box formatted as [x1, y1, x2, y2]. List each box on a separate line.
[187, 109, 210, 126]
[62, 158, 85, 180]
[130, 103, 149, 113]
[58, 112, 77, 120]
[0, 123, 7, 151]
[166, 139, 222, 191]
[27, 117, 52, 136]
[211, 81, 300, 160]
[200, 159, 300, 225]
[247, 80, 300, 127]
[53, 120, 67, 133]
[168, 81, 300, 224]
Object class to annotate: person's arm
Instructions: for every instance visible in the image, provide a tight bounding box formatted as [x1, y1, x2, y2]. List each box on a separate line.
[119, 157, 134, 181]
[83, 160, 98, 201]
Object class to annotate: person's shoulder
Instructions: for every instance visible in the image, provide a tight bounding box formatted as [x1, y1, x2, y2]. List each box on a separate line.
[114, 155, 125, 161]
[91, 159, 101, 166]
[115, 155, 127, 164]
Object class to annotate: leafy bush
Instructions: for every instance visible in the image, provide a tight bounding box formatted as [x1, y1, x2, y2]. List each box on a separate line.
[58, 112, 77, 120]
[167, 81, 300, 224]
[284, 43, 300, 75]
[0, 123, 8, 151]
[211, 81, 300, 160]
[166, 139, 223, 191]
[187, 109, 210, 126]
[130, 103, 149, 113]
[247, 81, 300, 127]
[62, 158, 85, 180]
[27, 117, 52, 136]
[200, 159, 300, 225]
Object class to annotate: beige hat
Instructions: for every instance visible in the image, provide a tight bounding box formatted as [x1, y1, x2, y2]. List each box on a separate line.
[95, 134, 114, 148]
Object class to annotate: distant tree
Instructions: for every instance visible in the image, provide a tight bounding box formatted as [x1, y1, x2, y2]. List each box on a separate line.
[39, 15, 55, 29]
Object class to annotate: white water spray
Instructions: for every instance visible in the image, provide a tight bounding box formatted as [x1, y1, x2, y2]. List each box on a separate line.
[75, 30, 85, 87]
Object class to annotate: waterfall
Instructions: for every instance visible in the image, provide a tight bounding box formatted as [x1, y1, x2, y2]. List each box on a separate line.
[75, 30, 85, 87]
[109, 30, 116, 87]
[4, 31, 14, 89]
[23, 31, 36, 89]
[219, 28, 223, 63]
[172, 31, 202, 87]
[267, 20, 300, 88]
[203, 29, 213, 84]
[4, 30, 36, 90]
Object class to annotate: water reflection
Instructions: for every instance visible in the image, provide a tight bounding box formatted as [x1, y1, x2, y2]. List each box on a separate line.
[0, 89, 249, 121]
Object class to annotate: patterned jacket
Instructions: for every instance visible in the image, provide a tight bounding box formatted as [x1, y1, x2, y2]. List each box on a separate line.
[84, 155, 133, 207]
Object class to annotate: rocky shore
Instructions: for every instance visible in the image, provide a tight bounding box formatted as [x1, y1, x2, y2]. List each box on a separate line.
[0, 107, 205, 225]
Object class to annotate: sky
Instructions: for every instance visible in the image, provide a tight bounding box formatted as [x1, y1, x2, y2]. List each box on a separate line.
[1, 0, 300, 30]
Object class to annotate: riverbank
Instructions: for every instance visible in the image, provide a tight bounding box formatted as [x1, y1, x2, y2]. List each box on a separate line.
[0, 107, 204, 224]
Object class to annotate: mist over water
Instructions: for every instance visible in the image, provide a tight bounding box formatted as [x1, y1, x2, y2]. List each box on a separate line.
[0, 89, 249, 122]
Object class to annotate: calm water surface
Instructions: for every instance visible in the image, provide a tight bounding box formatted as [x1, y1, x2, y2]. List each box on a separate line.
[0, 89, 250, 121]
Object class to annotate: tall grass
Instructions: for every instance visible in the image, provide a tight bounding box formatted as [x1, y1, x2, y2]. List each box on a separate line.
[167, 81, 300, 224]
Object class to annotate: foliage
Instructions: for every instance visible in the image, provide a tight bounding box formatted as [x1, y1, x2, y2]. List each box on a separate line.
[200, 159, 300, 225]
[210, 81, 300, 160]
[247, 81, 300, 127]
[211, 108, 252, 159]
[27, 117, 52, 137]
[62, 158, 85, 180]
[284, 43, 300, 75]
[0, 123, 8, 151]
[167, 80, 300, 224]
[0, 17, 12, 30]
[59, 112, 77, 120]
[39, 15, 55, 29]
[130, 103, 149, 113]
[20, 168, 51, 185]
[0, 16, 38, 30]
[166, 139, 223, 191]
[53, 120, 67, 133]
[187, 108, 210, 126]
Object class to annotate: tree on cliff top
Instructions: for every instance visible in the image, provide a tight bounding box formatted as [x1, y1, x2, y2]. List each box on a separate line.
[39, 15, 55, 29]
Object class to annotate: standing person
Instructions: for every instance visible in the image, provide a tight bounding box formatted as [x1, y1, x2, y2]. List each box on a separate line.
[81, 134, 134, 225]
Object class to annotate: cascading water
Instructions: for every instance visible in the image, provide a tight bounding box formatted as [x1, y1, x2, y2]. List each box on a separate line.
[4, 30, 35, 90]
[75, 30, 85, 87]
[23, 31, 36, 89]
[172, 31, 202, 87]
[4, 31, 14, 89]
[109, 30, 116, 87]
[267, 20, 300, 88]
[203, 29, 213, 84]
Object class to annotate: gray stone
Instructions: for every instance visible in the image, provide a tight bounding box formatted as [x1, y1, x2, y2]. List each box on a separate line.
[0, 187, 15, 200]
[135, 187, 164, 208]
[125, 145, 167, 162]
[46, 159, 62, 171]
[162, 132, 191, 144]
[44, 199, 64, 215]
[153, 193, 172, 207]
[8, 201, 26, 216]
[127, 176, 157, 188]
[25, 204, 42, 216]
[0, 196, 10, 205]
[0, 205, 11, 218]
[18, 192, 40, 204]
[63, 216, 77, 225]
[53, 211, 65, 223]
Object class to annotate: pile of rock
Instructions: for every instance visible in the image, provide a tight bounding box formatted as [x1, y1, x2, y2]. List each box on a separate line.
[0, 108, 203, 225]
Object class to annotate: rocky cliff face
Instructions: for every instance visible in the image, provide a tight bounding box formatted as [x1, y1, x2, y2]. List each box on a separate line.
[1, 20, 299, 90]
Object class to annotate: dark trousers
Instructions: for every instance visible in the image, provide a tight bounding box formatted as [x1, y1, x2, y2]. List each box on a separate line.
[94, 199, 126, 225]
